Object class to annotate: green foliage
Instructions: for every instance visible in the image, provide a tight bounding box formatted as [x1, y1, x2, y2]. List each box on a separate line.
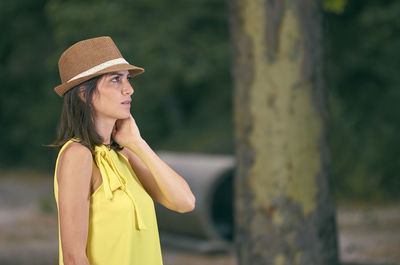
[0, 0, 398, 200]
[323, 0, 347, 14]
[325, 0, 400, 199]
[0, 0, 59, 169]
[0, 0, 233, 170]
[45, 0, 233, 154]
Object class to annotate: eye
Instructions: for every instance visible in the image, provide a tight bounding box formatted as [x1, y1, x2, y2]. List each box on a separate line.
[111, 76, 121, 83]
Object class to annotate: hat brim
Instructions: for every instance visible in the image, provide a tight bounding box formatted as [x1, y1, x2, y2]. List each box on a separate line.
[54, 63, 145, 97]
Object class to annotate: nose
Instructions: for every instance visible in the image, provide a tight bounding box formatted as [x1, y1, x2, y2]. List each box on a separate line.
[123, 80, 134, 95]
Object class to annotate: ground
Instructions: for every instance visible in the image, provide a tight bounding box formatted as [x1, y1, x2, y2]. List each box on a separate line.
[0, 170, 399, 265]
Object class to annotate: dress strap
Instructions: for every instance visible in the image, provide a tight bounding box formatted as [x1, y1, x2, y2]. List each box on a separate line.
[94, 144, 147, 230]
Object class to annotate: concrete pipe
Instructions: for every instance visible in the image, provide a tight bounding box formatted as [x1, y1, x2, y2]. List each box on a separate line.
[155, 151, 235, 252]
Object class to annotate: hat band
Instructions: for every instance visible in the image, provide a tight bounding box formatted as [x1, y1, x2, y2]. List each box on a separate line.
[67, 58, 129, 83]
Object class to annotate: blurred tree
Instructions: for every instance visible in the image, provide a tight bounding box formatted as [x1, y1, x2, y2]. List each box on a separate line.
[229, 0, 338, 264]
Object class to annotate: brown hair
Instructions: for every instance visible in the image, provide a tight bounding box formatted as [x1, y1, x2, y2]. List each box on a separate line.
[49, 74, 123, 154]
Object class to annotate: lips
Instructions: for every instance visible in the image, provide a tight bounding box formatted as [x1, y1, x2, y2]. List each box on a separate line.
[121, 99, 132, 105]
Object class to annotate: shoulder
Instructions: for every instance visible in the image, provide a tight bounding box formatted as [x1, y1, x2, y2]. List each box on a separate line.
[57, 141, 93, 182]
[60, 141, 92, 163]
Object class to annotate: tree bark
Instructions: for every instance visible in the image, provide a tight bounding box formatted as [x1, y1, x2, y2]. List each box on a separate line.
[228, 0, 338, 264]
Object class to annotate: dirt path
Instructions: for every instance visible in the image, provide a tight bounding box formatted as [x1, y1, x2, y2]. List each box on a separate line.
[0, 171, 399, 265]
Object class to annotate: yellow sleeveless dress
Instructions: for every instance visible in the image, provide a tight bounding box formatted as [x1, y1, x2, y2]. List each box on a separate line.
[54, 138, 163, 265]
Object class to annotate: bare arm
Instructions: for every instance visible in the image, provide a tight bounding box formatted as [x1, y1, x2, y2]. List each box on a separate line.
[57, 142, 92, 265]
[121, 139, 195, 213]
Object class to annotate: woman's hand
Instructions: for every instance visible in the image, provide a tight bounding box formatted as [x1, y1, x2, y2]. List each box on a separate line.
[112, 114, 143, 147]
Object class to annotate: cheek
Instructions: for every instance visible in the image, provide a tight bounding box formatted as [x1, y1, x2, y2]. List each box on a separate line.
[91, 94, 102, 112]
[91, 94, 110, 116]
[92, 93, 122, 116]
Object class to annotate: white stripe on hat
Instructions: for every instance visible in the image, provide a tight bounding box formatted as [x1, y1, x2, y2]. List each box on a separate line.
[67, 58, 129, 83]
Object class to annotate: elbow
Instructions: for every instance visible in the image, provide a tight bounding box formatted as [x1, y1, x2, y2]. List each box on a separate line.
[177, 194, 196, 213]
[186, 194, 196, 212]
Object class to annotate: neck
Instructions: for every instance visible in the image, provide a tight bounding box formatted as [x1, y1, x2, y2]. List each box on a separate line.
[94, 116, 116, 145]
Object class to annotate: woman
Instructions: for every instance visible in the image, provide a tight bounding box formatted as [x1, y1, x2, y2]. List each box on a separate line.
[51, 36, 195, 265]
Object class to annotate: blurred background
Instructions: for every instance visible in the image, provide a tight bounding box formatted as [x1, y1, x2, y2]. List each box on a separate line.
[0, 0, 399, 264]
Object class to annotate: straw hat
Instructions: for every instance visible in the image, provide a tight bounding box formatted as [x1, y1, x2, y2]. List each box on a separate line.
[54, 36, 144, 97]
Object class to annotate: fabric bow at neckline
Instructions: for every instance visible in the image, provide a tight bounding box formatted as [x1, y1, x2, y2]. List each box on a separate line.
[93, 144, 147, 230]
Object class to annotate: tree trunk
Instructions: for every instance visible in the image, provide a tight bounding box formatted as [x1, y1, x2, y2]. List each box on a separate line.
[228, 0, 339, 264]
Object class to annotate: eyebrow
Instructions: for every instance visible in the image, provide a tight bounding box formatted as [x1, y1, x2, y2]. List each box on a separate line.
[107, 72, 131, 78]
[108, 72, 124, 76]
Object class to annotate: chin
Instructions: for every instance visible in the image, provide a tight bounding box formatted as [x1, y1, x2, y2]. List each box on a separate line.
[118, 112, 131, 119]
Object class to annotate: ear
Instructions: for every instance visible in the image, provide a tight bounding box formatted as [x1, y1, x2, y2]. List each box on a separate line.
[78, 86, 86, 102]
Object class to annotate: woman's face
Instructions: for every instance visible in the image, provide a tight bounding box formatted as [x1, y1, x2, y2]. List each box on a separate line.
[91, 70, 134, 121]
